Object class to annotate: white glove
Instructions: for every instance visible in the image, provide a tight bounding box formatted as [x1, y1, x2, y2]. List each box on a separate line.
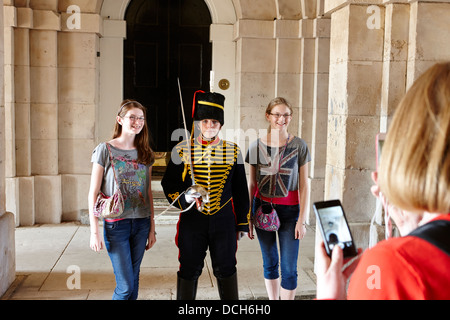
[237, 232, 248, 241]
[184, 193, 200, 204]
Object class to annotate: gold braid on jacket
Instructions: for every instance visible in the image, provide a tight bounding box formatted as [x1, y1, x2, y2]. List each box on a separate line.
[176, 138, 240, 216]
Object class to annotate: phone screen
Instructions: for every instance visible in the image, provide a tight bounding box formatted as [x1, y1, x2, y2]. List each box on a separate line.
[314, 200, 357, 257]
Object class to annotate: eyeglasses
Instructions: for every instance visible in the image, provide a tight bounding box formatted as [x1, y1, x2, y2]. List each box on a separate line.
[123, 115, 145, 122]
[269, 113, 292, 119]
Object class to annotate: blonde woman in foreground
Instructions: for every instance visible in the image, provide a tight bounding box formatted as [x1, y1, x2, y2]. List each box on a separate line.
[316, 62, 450, 300]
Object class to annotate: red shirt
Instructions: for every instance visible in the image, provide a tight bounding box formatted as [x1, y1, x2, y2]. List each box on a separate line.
[254, 187, 299, 205]
[347, 214, 450, 300]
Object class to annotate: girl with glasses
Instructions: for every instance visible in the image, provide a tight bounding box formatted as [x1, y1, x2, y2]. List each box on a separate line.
[88, 99, 156, 300]
[245, 97, 311, 299]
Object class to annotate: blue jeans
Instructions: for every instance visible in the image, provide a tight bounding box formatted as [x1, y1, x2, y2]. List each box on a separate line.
[104, 217, 151, 300]
[253, 198, 300, 290]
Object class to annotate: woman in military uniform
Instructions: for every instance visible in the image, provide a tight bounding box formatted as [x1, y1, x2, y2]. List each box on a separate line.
[161, 91, 250, 300]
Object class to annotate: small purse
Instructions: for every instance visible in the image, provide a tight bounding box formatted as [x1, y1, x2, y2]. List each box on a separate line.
[93, 143, 124, 219]
[253, 135, 289, 232]
[253, 201, 280, 231]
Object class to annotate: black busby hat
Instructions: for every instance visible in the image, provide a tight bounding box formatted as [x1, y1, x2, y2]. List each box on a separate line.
[192, 91, 225, 126]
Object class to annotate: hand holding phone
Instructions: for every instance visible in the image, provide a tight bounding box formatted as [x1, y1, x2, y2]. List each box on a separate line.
[316, 239, 362, 300]
[313, 200, 358, 258]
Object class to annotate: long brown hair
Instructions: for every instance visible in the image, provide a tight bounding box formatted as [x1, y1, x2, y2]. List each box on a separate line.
[113, 99, 155, 166]
[378, 62, 450, 214]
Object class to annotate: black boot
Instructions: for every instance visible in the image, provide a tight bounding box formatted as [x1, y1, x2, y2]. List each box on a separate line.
[216, 272, 239, 300]
[177, 273, 198, 300]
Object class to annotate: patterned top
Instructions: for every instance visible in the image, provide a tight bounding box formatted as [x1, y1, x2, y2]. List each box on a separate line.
[91, 143, 153, 219]
[245, 136, 311, 204]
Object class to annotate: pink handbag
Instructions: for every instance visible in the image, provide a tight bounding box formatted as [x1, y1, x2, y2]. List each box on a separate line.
[93, 143, 124, 219]
[253, 202, 280, 231]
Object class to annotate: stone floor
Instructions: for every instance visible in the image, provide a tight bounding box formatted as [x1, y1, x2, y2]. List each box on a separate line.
[2, 219, 317, 300]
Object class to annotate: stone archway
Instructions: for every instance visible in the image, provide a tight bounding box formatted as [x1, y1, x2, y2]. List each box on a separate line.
[98, 0, 238, 144]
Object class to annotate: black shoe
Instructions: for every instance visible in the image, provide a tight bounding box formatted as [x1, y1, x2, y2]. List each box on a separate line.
[176, 273, 198, 300]
[216, 272, 239, 300]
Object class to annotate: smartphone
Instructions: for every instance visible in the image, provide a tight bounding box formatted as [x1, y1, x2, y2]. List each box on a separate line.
[313, 200, 358, 258]
[376, 133, 386, 170]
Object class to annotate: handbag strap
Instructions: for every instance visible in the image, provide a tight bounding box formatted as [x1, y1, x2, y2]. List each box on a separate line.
[105, 143, 120, 188]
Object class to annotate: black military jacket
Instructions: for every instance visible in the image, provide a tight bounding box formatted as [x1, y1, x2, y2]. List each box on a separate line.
[161, 137, 250, 232]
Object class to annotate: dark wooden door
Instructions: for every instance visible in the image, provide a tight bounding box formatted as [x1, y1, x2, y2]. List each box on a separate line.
[124, 0, 212, 152]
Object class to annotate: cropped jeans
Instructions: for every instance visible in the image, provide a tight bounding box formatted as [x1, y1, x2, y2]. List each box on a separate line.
[252, 198, 300, 290]
[104, 217, 151, 300]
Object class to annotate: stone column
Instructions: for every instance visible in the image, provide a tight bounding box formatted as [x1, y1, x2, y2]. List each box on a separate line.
[309, 17, 331, 223]
[298, 19, 315, 149]
[4, 6, 15, 179]
[59, 9, 101, 221]
[29, 6, 62, 224]
[10, 6, 36, 226]
[406, 0, 450, 87]
[273, 19, 301, 137]
[324, 2, 385, 248]
[210, 24, 237, 136]
[234, 19, 276, 149]
[0, 0, 5, 215]
[4, 4, 18, 226]
[0, 0, 16, 298]
[97, 19, 124, 145]
[380, 1, 409, 131]
[297, 19, 315, 223]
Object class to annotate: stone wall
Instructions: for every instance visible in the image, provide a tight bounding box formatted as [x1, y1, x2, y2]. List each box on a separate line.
[4, 1, 102, 225]
[325, 2, 385, 246]
[322, 0, 450, 248]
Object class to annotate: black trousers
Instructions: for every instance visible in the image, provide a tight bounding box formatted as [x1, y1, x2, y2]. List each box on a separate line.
[176, 202, 238, 281]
